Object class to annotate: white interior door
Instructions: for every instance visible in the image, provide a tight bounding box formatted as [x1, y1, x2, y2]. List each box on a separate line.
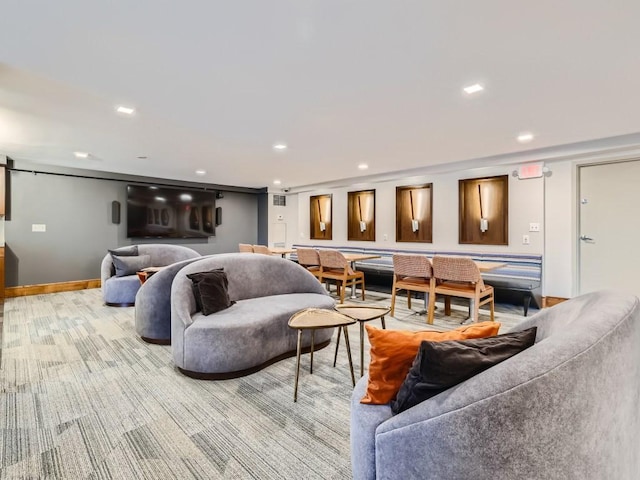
[578, 160, 640, 296]
[271, 222, 286, 247]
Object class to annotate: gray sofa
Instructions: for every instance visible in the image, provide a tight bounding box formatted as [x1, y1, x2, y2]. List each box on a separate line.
[134, 256, 206, 344]
[350, 290, 640, 479]
[171, 253, 335, 378]
[101, 244, 201, 306]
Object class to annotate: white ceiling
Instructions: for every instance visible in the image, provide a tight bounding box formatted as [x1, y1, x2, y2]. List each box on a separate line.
[2, 1, 640, 191]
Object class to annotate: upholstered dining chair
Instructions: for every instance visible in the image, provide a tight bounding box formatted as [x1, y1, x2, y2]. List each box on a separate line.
[252, 245, 272, 255]
[390, 254, 436, 324]
[296, 248, 322, 281]
[431, 255, 494, 323]
[317, 249, 365, 304]
[238, 243, 254, 253]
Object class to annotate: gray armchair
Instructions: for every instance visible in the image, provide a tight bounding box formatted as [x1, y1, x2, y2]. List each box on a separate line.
[350, 290, 640, 479]
[101, 244, 201, 306]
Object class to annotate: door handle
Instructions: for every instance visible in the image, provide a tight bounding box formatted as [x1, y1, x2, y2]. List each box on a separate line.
[580, 235, 594, 242]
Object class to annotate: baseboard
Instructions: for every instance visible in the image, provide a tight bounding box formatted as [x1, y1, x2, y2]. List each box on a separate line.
[542, 296, 569, 308]
[5, 279, 101, 298]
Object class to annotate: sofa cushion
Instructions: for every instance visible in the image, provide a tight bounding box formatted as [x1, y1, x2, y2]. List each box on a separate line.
[362, 321, 501, 405]
[187, 269, 235, 315]
[109, 245, 139, 257]
[112, 254, 151, 277]
[391, 327, 537, 414]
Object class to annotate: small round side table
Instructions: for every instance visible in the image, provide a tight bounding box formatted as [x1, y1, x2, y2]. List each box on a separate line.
[334, 304, 390, 377]
[288, 308, 357, 402]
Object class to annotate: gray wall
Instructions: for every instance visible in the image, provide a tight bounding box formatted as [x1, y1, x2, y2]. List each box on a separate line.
[5, 170, 259, 286]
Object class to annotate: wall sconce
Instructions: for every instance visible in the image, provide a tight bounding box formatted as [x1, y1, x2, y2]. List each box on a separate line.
[316, 199, 326, 232]
[409, 191, 419, 232]
[478, 185, 489, 233]
[358, 197, 367, 232]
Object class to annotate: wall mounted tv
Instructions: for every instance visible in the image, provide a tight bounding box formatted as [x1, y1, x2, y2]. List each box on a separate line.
[127, 185, 216, 239]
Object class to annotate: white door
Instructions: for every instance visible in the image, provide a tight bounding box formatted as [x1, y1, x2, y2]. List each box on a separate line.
[578, 160, 640, 296]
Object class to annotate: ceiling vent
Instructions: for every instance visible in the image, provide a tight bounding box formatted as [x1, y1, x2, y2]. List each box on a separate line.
[273, 195, 286, 206]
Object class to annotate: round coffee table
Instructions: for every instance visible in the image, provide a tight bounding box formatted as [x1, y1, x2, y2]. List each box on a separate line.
[334, 304, 390, 377]
[288, 308, 356, 402]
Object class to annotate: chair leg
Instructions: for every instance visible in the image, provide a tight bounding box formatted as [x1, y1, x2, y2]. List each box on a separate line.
[473, 296, 480, 323]
[407, 291, 412, 310]
[390, 286, 397, 316]
[339, 279, 346, 304]
[444, 296, 451, 316]
[427, 291, 436, 325]
[523, 294, 531, 317]
[360, 277, 365, 300]
[490, 296, 495, 321]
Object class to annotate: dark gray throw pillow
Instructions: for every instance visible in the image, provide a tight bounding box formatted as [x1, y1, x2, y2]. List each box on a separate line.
[187, 269, 235, 315]
[112, 254, 151, 277]
[108, 245, 139, 257]
[391, 327, 538, 415]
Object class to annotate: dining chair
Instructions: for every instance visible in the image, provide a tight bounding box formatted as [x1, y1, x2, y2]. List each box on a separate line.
[252, 245, 272, 255]
[238, 243, 254, 253]
[432, 255, 494, 323]
[317, 249, 365, 304]
[296, 248, 322, 281]
[390, 254, 436, 324]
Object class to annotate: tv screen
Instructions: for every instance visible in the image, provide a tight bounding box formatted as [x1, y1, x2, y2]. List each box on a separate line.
[127, 185, 216, 239]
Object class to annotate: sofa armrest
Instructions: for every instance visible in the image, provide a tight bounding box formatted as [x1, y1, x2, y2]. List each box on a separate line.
[100, 253, 114, 284]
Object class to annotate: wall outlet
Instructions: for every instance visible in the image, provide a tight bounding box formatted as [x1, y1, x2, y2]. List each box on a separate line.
[383, 234, 388, 241]
[522, 234, 530, 245]
[32, 224, 46, 232]
[529, 222, 540, 232]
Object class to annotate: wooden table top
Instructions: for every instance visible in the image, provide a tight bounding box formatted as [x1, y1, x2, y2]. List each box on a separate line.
[335, 304, 390, 321]
[271, 247, 295, 255]
[342, 253, 381, 262]
[289, 308, 356, 329]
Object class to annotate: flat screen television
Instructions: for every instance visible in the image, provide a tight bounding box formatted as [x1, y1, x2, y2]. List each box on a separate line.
[127, 184, 216, 239]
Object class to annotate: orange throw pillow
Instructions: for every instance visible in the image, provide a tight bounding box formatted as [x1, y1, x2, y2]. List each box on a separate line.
[361, 321, 501, 404]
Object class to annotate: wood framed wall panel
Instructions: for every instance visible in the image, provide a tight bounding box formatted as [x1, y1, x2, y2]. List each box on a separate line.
[459, 175, 508, 245]
[348, 190, 375, 241]
[310, 194, 332, 240]
[396, 184, 433, 243]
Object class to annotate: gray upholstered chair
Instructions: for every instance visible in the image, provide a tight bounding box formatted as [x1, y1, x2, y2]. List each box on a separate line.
[171, 253, 335, 378]
[350, 290, 640, 479]
[134, 256, 206, 343]
[101, 244, 201, 306]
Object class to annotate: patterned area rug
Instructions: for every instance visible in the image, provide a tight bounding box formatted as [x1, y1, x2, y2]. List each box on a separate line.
[0, 288, 528, 479]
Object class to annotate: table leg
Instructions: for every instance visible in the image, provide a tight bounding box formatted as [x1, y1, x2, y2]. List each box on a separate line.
[359, 321, 364, 377]
[350, 261, 357, 298]
[333, 326, 341, 367]
[294, 329, 302, 402]
[310, 330, 315, 374]
[343, 326, 356, 386]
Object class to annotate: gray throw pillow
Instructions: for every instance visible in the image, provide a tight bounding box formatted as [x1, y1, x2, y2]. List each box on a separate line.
[108, 245, 139, 257]
[391, 327, 537, 414]
[187, 269, 235, 315]
[112, 254, 151, 277]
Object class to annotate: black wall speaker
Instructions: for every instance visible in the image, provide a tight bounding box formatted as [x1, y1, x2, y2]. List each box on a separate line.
[215, 206, 222, 226]
[112, 200, 121, 224]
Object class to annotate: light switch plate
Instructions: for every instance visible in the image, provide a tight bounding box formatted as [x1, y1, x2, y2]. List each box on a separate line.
[529, 222, 540, 232]
[522, 234, 530, 245]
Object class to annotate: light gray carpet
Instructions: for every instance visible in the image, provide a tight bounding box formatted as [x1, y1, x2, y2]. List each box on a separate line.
[0, 288, 527, 479]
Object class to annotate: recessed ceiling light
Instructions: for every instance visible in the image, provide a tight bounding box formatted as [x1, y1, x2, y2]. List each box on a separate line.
[155, 196, 166, 202]
[149, 186, 158, 190]
[179, 193, 193, 202]
[195, 169, 207, 176]
[273, 143, 288, 151]
[358, 163, 369, 170]
[273, 179, 282, 185]
[73, 151, 89, 158]
[116, 105, 135, 115]
[463, 83, 484, 95]
[517, 132, 535, 143]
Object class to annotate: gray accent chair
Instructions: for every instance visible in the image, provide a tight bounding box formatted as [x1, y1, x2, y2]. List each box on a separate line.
[134, 256, 206, 344]
[171, 253, 335, 378]
[101, 244, 201, 306]
[350, 290, 640, 480]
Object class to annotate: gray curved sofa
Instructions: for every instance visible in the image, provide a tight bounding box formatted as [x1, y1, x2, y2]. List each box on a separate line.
[134, 256, 207, 344]
[351, 290, 640, 480]
[101, 244, 201, 306]
[171, 253, 335, 378]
